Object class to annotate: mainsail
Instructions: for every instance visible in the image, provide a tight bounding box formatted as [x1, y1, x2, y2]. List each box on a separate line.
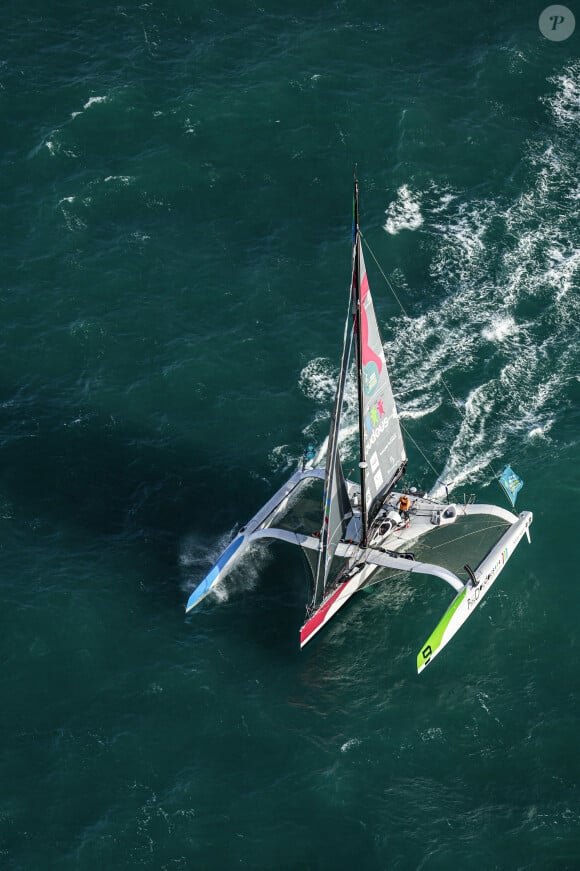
[353, 184, 406, 541]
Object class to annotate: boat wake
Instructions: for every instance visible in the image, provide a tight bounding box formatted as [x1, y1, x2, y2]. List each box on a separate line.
[361, 61, 578, 496]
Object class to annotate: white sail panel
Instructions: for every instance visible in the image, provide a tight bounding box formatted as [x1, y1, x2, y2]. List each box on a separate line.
[357, 242, 406, 519]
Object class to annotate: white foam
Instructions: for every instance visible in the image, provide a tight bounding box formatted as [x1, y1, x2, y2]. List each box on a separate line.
[383, 185, 423, 235]
[481, 315, 517, 343]
[268, 444, 295, 473]
[430, 451, 498, 501]
[430, 199, 489, 285]
[544, 246, 580, 302]
[104, 175, 134, 184]
[527, 420, 554, 441]
[398, 398, 442, 420]
[431, 192, 457, 213]
[429, 381, 505, 498]
[39, 132, 76, 159]
[499, 45, 530, 75]
[298, 357, 337, 403]
[543, 63, 580, 129]
[83, 95, 108, 110]
[385, 307, 476, 401]
[58, 198, 86, 232]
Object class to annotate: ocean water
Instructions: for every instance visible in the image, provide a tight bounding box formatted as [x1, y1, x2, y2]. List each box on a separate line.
[1, 2, 579, 868]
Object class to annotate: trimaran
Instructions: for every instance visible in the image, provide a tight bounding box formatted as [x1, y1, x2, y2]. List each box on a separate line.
[186, 176, 533, 673]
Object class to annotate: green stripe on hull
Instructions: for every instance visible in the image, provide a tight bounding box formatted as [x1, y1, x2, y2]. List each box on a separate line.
[417, 588, 466, 673]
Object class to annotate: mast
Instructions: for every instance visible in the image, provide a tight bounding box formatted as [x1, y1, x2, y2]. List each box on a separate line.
[353, 171, 369, 547]
[309, 225, 355, 608]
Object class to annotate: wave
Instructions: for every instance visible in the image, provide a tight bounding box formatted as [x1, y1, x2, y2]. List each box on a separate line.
[28, 91, 114, 159]
[83, 95, 109, 110]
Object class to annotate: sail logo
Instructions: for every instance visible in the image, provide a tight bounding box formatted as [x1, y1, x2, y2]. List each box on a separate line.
[364, 400, 392, 450]
[467, 547, 509, 610]
[364, 399, 385, 435]
[363, 361, 380, 397]
[360, 273, 384, 397]
[487, 547, 508, 581]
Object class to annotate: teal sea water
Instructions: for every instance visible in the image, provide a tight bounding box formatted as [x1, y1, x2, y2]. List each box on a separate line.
[2, 2, 579, 867]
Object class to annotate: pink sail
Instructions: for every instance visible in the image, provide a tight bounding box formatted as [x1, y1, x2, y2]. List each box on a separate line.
[356, 241, 406, 522]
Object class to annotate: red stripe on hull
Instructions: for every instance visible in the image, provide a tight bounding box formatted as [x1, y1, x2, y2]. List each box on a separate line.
[300, 580, 350, 647]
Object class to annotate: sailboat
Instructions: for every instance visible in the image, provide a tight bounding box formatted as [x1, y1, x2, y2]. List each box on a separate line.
[186, 176, 533, 673]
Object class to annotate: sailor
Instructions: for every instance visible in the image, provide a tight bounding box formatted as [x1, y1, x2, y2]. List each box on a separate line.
[398, 494, 411, 522]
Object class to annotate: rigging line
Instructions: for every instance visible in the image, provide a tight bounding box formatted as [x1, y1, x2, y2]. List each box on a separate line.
[399, 420, 440, 479]
[419, 523, 509, 551]
[360, 231, 409, 318]
[362, 231, 462, 414]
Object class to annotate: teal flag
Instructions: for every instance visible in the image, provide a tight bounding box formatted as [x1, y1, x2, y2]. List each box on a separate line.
[499, 465, 524, 507]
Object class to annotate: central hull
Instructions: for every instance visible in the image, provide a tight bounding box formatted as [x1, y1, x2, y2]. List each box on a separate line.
[299, 560, 376, 647]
